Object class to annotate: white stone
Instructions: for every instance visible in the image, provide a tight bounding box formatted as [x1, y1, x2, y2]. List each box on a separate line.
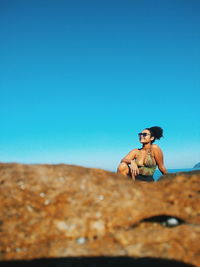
[26, 205, 34, 212]
[20, 185, 25, 190]
[56, 221, 69, 231]
[166, 218, 179, 226]
[98, 195, 104, 201]
[58, 177, 65, 182]
[90, 220, 105, 235]
[76, 237, 86, 244]
[44, 199, 51, 205]
[40, 192, 46, 198]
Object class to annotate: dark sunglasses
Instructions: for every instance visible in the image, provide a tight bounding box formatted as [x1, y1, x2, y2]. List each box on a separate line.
[138, 133, 151, 137]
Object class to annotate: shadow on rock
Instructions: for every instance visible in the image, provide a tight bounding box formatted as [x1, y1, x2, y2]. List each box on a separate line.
[1, 257, 194, 267]
[158, 170, 200, 181]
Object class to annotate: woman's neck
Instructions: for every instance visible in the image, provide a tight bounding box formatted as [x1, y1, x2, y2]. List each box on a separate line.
[142, 143, 152, 150]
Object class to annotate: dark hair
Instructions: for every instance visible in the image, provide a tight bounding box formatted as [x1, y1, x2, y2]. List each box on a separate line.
[146, 126, 163, 143]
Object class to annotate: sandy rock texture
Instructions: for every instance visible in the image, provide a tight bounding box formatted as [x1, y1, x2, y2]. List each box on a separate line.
[0, 163, 200, 266]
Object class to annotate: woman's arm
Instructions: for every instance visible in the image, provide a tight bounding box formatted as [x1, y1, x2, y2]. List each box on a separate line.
[120, 149, 138, 164]
[121, 149, 139, 178]
[152, 145, 167, 174]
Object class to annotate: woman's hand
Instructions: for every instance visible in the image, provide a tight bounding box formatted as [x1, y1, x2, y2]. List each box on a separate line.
[130, 160, 139, 180]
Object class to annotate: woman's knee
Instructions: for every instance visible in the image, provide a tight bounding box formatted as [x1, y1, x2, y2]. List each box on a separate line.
[117, 162, 129, 174]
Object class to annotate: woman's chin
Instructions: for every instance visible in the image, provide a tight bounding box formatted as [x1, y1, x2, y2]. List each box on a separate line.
[140, 140, 147, 144]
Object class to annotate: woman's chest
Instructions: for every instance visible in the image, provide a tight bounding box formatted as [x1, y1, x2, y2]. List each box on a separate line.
[136, 149, 156, 166]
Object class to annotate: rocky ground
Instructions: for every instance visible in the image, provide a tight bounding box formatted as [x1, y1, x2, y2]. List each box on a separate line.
[0, 163, 199, 266]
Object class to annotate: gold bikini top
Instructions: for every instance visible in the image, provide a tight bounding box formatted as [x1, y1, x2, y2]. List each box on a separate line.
[135, 148, 157, 176]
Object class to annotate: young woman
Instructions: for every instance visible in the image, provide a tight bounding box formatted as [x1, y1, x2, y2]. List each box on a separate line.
[117, 126, 167, 182]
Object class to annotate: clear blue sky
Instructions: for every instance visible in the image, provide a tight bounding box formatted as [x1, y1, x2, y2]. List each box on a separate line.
[1, 0, 200, 170]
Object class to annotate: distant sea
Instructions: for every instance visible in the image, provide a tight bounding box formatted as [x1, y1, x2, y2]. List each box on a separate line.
[154, 168, 200, 181]
[111, 168, 200, 180]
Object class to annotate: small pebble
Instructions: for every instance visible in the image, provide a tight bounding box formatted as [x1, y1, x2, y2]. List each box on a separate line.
[17, 181, 25, 190]
[76, 237, 86, 244]
[166, 218, 179, 226]
[58, 177, 65, 182]
[40, 192, 46, 198]
[20, 185, 25, 190]
[17, 180, 24, 186]
[98, 195, 104, 201]
[26, 205, 34, 212]
[56, 221, 69, 231]
[44, 199, 51, 206]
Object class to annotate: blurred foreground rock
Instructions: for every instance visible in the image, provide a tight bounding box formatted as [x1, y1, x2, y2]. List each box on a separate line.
[0, 163, 200, 266]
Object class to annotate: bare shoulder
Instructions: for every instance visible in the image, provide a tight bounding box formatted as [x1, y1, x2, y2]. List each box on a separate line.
[122, 148, 139, 160]
[128, 148, 139, 156]
[152, 144, 163, 154]
[128, 148, 139, 155]
[131, 148, 139, 152]
[152, 144, 161, 150]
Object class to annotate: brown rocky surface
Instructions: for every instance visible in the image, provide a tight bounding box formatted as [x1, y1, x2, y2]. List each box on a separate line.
[0, 163, 200, 266]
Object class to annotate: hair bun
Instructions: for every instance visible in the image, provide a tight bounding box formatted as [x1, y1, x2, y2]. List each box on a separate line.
[149, 126, 163, 140]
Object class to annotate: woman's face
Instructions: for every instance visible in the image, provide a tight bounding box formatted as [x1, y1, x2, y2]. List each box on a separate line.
[138, 129, 154, 144]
